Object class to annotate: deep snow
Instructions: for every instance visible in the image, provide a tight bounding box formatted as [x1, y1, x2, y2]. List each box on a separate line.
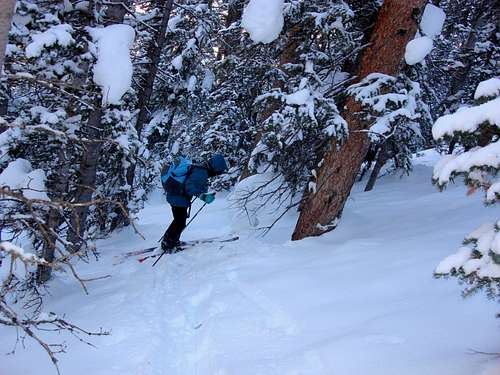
[0, 151, 499, 375]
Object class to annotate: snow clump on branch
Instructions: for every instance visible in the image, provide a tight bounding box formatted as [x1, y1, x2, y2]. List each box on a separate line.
[87, 24, 135, 106]
[404, 4, 446, 65]
[241, 0, 284, 44]
[433, 77, 500, 300]
[25, 24, 74, 58]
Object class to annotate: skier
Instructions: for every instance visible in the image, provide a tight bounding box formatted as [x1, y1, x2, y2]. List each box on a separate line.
[160, 154, 228, 252]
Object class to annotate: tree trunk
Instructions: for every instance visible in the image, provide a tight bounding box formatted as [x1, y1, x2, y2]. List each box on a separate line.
[132, 0, 174, 139]
[0, 0, 15, 74]
[67, 1, 130, 251]
[292, 0, 426, 241]
[357, 142, 378, 182]
[110, 0, 174, 231]
[37, 144, 72, 282]
[67, 108, 103, 251]
[36, 209, 61, 283]
[364, 143, 389, 192]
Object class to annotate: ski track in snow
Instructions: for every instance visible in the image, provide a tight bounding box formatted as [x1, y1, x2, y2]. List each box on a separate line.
[225, 269, 299, 336]
[0, 151, 499, 375]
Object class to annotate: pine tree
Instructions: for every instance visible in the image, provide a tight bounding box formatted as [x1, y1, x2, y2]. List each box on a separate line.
[173, 0, 272, 189]
[236, 0, 363, 221]
[416, 0, 499, 120]
[292, 0, 427, 240]
[433, 77, 500, 301]
[2, 0, 93, 279]
[346, 73, 431, 191]
[66, 0, 136, 250]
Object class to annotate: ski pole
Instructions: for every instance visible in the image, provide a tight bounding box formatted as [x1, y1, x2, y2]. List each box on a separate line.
[185, 201, 207, 228]
[151, 248, 167, 266]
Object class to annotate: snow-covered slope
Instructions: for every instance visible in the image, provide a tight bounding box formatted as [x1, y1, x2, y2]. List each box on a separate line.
[1, 151, 498, 375]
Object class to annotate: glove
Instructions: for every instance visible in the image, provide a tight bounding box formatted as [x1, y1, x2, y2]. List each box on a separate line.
[199, 192, 215, 204]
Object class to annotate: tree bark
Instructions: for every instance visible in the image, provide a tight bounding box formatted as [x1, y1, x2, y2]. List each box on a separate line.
[36, 209, 61, 283]
[37, 147, 71, 283]
[132, 0, 174, 138]
[364, 143, 389, 192]
[68, 0, 130, 251]
[292, 0, 426, 240]
[110, 0, 174, 230]
[67, 108, 103, 251]
[0, 0, 15, 75]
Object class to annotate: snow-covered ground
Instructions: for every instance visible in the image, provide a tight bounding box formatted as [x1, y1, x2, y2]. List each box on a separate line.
[1, 151, 499, 375]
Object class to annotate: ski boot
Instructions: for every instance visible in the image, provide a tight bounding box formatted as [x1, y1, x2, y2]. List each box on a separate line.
[161, 238, 180, 254]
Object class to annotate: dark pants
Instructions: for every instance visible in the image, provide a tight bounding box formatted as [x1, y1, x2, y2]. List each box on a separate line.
[163, 205, 188, 245]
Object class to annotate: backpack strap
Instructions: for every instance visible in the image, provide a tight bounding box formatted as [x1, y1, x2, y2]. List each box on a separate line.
[161, 163, 174, 189]
[181, 164, 195, 196]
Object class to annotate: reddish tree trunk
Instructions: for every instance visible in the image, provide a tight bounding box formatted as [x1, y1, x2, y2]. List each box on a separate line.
[292, 0, 426, 240]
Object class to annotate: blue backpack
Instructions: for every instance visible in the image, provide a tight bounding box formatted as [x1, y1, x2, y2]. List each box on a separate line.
[161, 157, 193, 194]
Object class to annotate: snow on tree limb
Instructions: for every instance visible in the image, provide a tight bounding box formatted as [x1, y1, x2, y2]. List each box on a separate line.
[25, 24, 74, 58]
[433, 78, 500, 299]
[474, 77, 500, 100]
[435, 222, 500, 280]
[86, 24, 135, 105]
[404, 4, 446, 65]
[241, 0, 284, 44]
[433, 141, 500, 186]
[420, 4, 446, 38]
[432, 97, 500, 139]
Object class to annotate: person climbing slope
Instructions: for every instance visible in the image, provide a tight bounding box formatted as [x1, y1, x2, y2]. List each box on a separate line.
[160, 153, 228, 252]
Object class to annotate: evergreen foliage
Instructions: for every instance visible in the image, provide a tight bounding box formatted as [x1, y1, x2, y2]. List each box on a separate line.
[347, 72, 431, 179]
[245, 0, 363, 200]
[433, 77, 500, 301]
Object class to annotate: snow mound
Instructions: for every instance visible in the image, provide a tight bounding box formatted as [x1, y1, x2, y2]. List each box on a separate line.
[474, 77, 500, 100]
[404, 36, 433, 65]
[26, 24, 74, 58]
[87, 24, 135, 105]
[241, 0, 284, 44]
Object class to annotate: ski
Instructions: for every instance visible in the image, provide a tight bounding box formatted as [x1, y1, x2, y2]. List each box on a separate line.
[123, 246, 158, 258]
[112, 235, 239, 265]
[141, 235, 239, 264]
